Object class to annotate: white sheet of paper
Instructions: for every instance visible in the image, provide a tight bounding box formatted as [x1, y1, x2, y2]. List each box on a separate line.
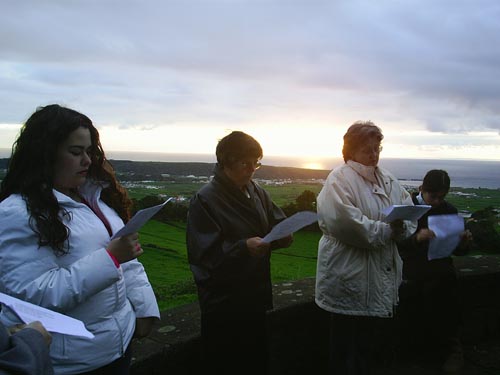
[111, 197, 173, 239]
[382, 205, 431, 222]
[427, 214, 464, 260]
[0, 292, 94, 339]
[262, 211, 318, 244]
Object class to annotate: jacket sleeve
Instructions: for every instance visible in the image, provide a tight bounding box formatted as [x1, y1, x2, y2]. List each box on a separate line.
[0, 205, 121, 313]
[318, 174, 393, 249]
[186, 194, 248, 271]
[399, 186, 418, 240]
[121, 260, 160, 319]
[0, 323, 54, 375]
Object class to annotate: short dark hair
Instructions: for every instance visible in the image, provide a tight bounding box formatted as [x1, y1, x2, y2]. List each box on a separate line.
[342, 121, 384, 162]
[216, 131, 263, 167]
[421, 169, 451, 193]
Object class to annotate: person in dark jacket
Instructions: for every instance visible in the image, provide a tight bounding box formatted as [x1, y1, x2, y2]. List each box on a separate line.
[0, 320, 54, 375]
[186, 131, 293, 375]
[397, 169, 472, 373]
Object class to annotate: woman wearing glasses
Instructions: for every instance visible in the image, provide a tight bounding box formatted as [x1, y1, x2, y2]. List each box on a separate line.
[315, 121, 416, 375]
[186, 131, 292, 375]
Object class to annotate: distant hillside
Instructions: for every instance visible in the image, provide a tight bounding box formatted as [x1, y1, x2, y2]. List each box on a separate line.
[109, 160, 330, 180]
[255, 164, 329, 180]
[110, 160, 215, 178]
[0, 159, 329, 181]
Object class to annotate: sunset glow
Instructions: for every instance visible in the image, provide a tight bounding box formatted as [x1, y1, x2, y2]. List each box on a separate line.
[1, 2, 500, 164]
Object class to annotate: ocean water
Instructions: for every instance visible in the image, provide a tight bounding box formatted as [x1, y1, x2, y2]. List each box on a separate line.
[379, 158, 500, 190]
[1, 149, 499, 189]
[104, 151, 500, 189]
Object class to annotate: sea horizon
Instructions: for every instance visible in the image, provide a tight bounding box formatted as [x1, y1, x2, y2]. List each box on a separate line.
[104, 151, 500, 189]
[1, 149, 499, 189]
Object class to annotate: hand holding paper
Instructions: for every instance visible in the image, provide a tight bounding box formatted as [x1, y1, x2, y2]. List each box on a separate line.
[427, 214, 464, 260]
[0, 292, 94, 339]
[262, 211, 318, 243]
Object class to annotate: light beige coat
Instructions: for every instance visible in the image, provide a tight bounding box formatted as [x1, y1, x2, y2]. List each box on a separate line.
[315, 160, 416, 318]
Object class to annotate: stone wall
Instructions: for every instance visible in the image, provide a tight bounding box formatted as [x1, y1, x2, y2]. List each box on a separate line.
[130, 255, 500, 374]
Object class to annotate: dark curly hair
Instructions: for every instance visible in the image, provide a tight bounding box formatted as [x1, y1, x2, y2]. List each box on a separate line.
[0, 104, 131, 256]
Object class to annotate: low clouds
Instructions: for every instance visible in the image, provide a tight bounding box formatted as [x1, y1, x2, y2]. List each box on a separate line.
[1, 0, 500, 156]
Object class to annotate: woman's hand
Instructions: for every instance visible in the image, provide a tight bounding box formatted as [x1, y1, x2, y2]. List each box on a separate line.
[390, 219, 407, 240]
[460, 229, 473, 243]
[246, 237, 271, 257]
[107, 232, 143, 264]
[415, 228, 436, 243]
[9, 321, 52, 346]
[133, 317, 156, 339]
[455, 229, 473, 255]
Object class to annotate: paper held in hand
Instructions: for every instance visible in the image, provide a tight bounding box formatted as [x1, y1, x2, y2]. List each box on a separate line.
[111, 197, 173, 239]
[262, 211, 318, 244]
[427, 214, 464, 260]
[0, 292, 94, 338]
[381, 205, 431, 223]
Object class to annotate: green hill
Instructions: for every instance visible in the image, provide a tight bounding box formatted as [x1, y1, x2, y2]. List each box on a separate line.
[138, 219, 320, 310]
[108, 160, 329, 181]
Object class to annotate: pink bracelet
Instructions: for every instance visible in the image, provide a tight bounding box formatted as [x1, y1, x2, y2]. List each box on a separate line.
[106, 250, 120, 268]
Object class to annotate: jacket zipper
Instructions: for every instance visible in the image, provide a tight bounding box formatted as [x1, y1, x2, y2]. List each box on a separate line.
[365, 250, 370, 308]
[113, 282, 125, 356]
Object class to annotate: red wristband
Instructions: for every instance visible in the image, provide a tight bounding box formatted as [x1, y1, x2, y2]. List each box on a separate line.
[106, 249, 120, 268]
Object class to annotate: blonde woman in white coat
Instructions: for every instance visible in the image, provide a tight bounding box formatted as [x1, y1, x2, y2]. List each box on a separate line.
[0, 105, 160, 375]
[315, 121, 416, 375]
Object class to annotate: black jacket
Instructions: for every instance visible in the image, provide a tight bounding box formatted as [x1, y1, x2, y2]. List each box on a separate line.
[186, 165, 287, 313]
[398, 192, 465, 281]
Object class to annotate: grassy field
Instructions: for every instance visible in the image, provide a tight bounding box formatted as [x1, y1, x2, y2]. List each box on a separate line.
[446, 187, 500, 212]
[134, 183, 500, 310]
[125, 181, 204, 200]
[125, 180, 500, 213]
[137, 220, 320, 310]
[137, 220, 196, 310]
[259, 183, 323, 207]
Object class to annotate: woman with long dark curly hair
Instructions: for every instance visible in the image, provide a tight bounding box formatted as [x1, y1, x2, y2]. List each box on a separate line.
[0, 104, 159, 375]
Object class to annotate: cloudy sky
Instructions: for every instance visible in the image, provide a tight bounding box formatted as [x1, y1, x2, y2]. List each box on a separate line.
[1, 0, 500, 168]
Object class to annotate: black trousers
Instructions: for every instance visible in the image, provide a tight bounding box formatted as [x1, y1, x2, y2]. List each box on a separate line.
[200, 311, 268, 375]
[397, 275, 461, 360]
[329, 313, 394, 375]
[76, 345, 132, 375]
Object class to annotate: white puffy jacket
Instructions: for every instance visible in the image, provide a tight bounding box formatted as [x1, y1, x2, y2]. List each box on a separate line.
[315, 161, 416, 318]
[0, 180, 160, 374]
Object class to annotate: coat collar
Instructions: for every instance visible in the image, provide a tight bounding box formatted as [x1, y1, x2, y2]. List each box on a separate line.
[415, 192, 426, 205]
[346, 160, 379, 184]
[213, 164, 254, 197]
[53, 180, 107, 206]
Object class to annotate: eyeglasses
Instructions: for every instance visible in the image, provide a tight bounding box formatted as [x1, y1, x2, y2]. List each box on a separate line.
[236, 160, 262, 170]
[359, 145, 383, 155]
